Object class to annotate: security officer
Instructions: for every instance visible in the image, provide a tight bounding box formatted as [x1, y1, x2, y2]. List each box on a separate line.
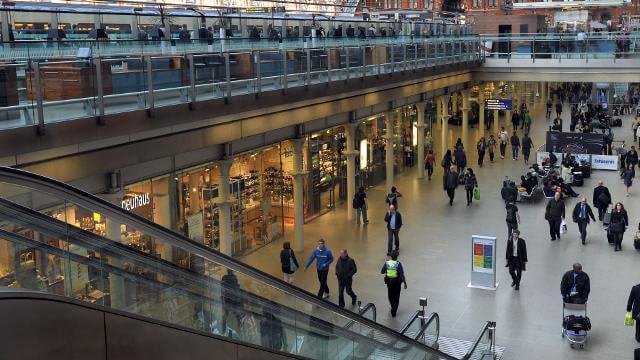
[380, 251, 407, 317]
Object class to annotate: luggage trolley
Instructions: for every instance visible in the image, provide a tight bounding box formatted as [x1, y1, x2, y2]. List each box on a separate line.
[562, 302, 591, 349]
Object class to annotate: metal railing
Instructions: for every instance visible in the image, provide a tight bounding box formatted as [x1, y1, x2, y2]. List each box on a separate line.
[0, 37, 482, 134]
[462, 321, 497, 360]
[399, 309, 441, 347]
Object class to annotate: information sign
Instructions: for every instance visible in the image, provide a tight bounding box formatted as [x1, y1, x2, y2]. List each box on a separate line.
[468, 235, 498, 290]
[485, 99, 513, 110]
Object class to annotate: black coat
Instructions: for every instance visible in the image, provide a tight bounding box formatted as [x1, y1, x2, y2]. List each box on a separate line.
[384, 211, 403, 230]
[335, 256, 357, 283]
[280, 248, 299, 274]
[628, 284, 640, 318]
[610, 210, 629, 233]
[444, 171, 459, 190]
[455, 151, 467, 167]
[545, 199, 566, 220]
[505, 238, 528, 269]
[592, 185, 612, 208]
[561, 270, 590, 299]
[572, 203, 596, 223]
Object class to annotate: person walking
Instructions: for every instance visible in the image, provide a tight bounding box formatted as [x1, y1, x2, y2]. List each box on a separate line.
[441, 149, 452, 172]
[425, 150, 436, 180]
[505, 200, 521, 240]
[511, 109, 520, 131]
[444, 165, 459, 206]
[335, 249, 357, 308]
[593, 180, 612, 221]
[280, 242, 299, 284]
[477, 138, 487, 167]
[381, 251, 407, 317]
[499, 127, 509, 159]
[510, 132, 521, 161]
[572, 197, 596, 245]
[633, 116, 640, 143]
[556, 101, 563, 118]
[353, 186, 369, 225]
[464, 168, 478, 206]
[384, 205, 402, 255]
[506, 229, 528, 291]
[626, 282, 640, 342]
[523, 110, 533, 134]
[560, 263, 590, 304]
[304, 239, 334, 299]
[386, 186, 403, 208]
[521, 133, 534, 164]
[455, 146, 467, 174]
[610, 202, 629, 251]
[545, 192, 566, 241]
[487, 135, 497, 163]
[623, 163, 636, 197]
[546, 98, 553, 120]
[628, 146, 639, 169]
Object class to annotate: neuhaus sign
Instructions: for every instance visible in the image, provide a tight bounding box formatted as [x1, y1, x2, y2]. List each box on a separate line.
[121, 193, 151, 211]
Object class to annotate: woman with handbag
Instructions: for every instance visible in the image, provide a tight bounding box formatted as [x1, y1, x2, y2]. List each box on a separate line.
[280, 242, 299, 283]
[464, 168, 478, 206]
[610, 202, 629, 252]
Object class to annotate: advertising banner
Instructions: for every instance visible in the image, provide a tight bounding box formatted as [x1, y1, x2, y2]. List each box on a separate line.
[591, 155, 619, 170]
[546, 131, 604, 154]
[468, 235, 498, 290]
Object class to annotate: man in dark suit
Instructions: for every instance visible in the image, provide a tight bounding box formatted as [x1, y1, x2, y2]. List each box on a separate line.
[384, 205, 402, 256]
[572, 197, 596, 245]
[593, 180, 612, 221]
[561, 263, 590, 304]
[628, 283, 640, 342]
[506, 229, 528, 290]
[545, 192, 565, 241]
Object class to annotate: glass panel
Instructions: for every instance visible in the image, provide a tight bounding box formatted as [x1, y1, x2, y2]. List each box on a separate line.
[193, 53, 225, 101]
[104, 56, 148, 115]
[0, 62, 29, 129]
[150, 55, 190, 108]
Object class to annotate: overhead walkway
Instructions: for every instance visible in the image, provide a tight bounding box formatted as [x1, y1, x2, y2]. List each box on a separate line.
[0, 166, 497, 360]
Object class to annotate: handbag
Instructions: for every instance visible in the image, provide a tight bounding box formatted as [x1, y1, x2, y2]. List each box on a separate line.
[610, 220, 625, 233]
[473, 187, 481, 201]
[626, 312, 634, 326]
[560, 219, 567, 234]
[289, 250, 298, 272]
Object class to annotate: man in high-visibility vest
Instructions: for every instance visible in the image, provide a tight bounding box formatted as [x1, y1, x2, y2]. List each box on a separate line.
[380, 251, 407, 317]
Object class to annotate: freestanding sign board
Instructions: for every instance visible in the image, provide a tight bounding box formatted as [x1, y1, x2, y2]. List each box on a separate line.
[468, 235, 498, 290]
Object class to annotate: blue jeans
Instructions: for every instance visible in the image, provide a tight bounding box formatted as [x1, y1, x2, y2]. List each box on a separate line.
[356, 207, 368, 224]
[512, 145, 519, 159]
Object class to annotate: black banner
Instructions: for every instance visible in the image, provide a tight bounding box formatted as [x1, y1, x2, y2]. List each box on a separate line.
[546, 131, 604, 154]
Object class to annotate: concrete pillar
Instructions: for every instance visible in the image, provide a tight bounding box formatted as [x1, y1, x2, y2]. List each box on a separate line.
[385, 111, 396, 191]
[461, 90, 470, 146]
[291, 138, 306, 252]
[416, 102, 426, 179]
[344, 124, 358, 220]
[478, 91, 485, 138]
[441, 96, 449, 154]
[493, 108, 499, 132]
[451, 93, 458, 115]
[100, 192, 126, 310]
[541, 81, 547, 103]
[216, 159, 234, 256]
[0, 10, 10, 43]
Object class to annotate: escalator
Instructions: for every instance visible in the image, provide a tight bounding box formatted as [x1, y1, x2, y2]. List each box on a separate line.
[0, 166, 463, 360]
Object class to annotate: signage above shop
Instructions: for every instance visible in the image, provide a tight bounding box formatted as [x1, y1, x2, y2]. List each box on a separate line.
[122, 193, 151, 211]
[485, 99, 512, 110]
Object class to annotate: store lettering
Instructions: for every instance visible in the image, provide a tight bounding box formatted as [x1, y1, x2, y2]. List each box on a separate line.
[121, 193, 151, 211]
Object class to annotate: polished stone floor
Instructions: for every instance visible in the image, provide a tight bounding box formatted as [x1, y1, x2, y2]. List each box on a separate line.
[243, 99, 640, 360]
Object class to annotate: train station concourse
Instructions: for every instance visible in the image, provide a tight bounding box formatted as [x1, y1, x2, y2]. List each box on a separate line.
[2, 2, 640, 360]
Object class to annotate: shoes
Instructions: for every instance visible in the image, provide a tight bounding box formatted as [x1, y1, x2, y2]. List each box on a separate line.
[627, 193, 630, 197]
[515, 285, 520, 290]
[391, 311, 397, 318]
[449, 202, 453, 206]
[323, 293, 330, 299]
[551, 237, 556, 241]
[582, 240, 586, 245]
[364, 220, 369, 225]
[352, 296, 357, 306]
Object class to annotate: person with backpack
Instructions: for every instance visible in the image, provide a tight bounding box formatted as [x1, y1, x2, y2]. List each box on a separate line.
[385, 187, 402, 209]
[477, 138, 487, 167]
[425, 150, 436, 180]
[499, 127, 509, 159]
[280, 241, 299, 284]
[521, 133, 534, 164]
[335, 249, 358, 308]
[593, 180, 612, 221]
[487, 135, 497, 163]
[463, 168, 478, 206]
[353, 186, 369, 225]
[381, 251, 407, 317]
[505, 200, 520, 240]
[384, 204, 403, 255]
[304, 239, 334, 299]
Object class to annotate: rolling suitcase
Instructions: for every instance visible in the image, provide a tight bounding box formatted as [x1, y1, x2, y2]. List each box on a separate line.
[603, 212, 611, 226]
[572, 172, 584, 186]
[607, 231, 615, 244]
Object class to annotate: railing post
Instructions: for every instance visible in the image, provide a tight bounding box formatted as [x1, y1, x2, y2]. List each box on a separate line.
[413, 43, 418, 71]
[425, 40, 430, 68]
[305, 48, 311, 87]
[361, 46, 366, 80]
[145, 56, 154, 113]
[32, 61, 45, 135]
[345, 47, 350, 82]
[93, 57, 105, 124]
[281, 48, 288, 93]
[255, 51, 262, 95]
[390, 45, 395, 74]
[224, 52, 231, 102]
[326, 47, 331, 85]
[532, 38, 536, 63]
[402, 43, 407, 73]
[187, 53, 196, 107]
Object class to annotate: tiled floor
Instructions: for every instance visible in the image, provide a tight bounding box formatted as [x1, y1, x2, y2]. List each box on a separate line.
[243, 98, 640, 360]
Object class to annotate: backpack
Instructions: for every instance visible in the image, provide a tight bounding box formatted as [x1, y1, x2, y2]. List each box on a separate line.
[352, 195, 360, 209]
[506, 206, 517, 223]
[597, 192, 610, 207]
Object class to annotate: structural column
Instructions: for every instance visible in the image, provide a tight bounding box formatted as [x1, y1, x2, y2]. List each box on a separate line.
[461, 90, 470, 146]
[216, 159, 234, 256]
[541, 81, 547, 102]
[440, 95, 449, 154]
[290, 138, 307, 252]
[385, 111, 396, 191]
[344, 124, 359, 219]
[478, 91, 485, 138]
[416, 102, 426, 179]
[100, 192, 126, 310]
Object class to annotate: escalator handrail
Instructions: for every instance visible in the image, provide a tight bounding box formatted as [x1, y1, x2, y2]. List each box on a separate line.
[414, 312, 439, 343]
[399, 309, 423, 336]
[344, 302, 376, 330]
[462, 321, 496, 360]
[0, 166, 458, 359]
